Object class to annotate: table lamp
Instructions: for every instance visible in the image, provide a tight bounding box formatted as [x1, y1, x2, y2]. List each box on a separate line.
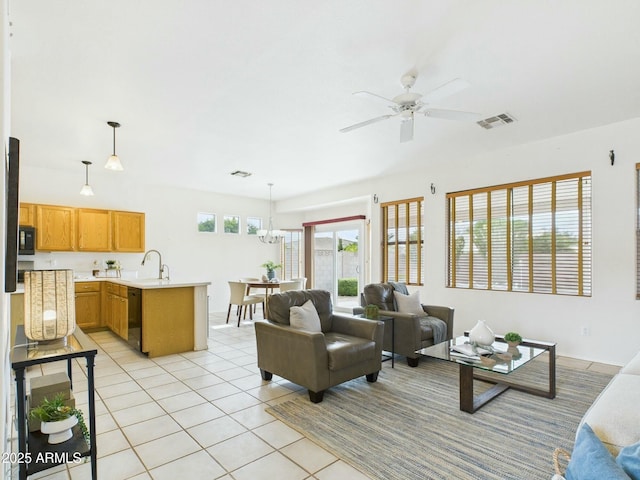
[23, 270, 76, 342]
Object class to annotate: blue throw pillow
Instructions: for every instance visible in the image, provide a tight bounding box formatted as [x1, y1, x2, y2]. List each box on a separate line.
[617, 440, 640, 480]
[566, 424, 630, 480]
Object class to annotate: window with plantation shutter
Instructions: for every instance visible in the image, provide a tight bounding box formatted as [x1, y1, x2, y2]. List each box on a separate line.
[381, 197, 424, 285]
[280, 229, 303, 280]
[447, 172, 591, 296]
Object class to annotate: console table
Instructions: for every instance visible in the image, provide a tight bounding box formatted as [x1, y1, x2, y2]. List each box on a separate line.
[10, 326, 98, 480]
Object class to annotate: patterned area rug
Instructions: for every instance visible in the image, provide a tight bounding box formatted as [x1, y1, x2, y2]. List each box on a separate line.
[266, 356, 613, 480]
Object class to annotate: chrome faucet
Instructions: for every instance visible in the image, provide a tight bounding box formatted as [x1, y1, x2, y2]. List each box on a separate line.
[141, 249, 165, 279]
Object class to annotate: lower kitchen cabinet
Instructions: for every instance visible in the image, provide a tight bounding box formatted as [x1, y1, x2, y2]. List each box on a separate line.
[75, 282, 101, 329]
[104, 283, 128, 340]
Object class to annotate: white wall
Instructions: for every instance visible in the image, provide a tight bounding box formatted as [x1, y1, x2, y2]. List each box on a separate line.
[281, 117, 640, 366]
[20, 166, 283, 312]
[17, 116, 640, 366]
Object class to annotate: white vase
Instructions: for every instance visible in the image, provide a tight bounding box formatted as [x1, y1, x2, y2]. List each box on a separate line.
[469, 320, 495, 346]
[40, 415, 78, 444]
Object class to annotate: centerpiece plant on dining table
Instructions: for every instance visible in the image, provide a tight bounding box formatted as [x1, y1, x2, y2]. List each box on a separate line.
[261, 261, 282, 280]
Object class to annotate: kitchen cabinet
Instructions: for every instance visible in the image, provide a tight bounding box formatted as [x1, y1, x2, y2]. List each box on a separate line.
[35, 205, 75, 251]
[20, 202, 145, 252]
[112, 211, 145, 252]
[104, 283, 127, 340]
[141, 287, 194, 357]
[77, 209, 112, 252]
[19, 203, 35, 226]
[75, 282, 102, 329]
[10, 293, 24, 346]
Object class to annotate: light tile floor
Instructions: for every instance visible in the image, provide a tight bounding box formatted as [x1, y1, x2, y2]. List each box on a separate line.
[10, 313, 620, 480]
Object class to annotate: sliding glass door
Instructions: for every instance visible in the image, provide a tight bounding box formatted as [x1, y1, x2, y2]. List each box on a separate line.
[313, 220, 364, 311]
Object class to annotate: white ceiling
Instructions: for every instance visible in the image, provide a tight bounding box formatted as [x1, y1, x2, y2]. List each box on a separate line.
[8, 0, 640, 200]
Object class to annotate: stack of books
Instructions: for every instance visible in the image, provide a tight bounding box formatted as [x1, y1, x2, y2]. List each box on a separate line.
[449, 343, 493, 360]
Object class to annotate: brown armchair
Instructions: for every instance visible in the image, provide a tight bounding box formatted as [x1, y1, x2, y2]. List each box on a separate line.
[360, 283, 454, 367]
[255, 289, 383, 403]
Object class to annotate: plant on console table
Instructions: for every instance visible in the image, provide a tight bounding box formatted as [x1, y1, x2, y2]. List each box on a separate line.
[261, 261, 281, 281]
[29, 394, 89, 445]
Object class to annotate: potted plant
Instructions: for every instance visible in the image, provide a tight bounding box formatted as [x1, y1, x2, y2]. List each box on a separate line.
[105, 260, 117, 270]
[260, 261, 281, 280]
[29, 394, 89, 445]
[503, 331, 522, 347]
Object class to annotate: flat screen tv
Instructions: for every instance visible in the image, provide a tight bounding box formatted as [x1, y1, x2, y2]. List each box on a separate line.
[5, 137, 19, 292]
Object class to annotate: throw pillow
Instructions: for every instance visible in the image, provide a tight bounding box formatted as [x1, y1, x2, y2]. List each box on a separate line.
[617, 440, 640, 480]
[289, 299, 322, 332]
[393, 290, 425, 316]
[565, 424, 630, 480]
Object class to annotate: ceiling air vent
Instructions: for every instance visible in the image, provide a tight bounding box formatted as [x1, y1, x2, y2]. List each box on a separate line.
[477, 113, 516, 130]
[230, 170, 252, 178]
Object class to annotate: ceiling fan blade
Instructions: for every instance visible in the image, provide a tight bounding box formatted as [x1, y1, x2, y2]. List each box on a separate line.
[422, 78, 470, 103]
[399, 115, 414, 143]
[423, 108, 480, 122]
[340, 114, 395, 133]
[353, 90, 396, 105]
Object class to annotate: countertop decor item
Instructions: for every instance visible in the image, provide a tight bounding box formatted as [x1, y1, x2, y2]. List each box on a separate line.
[469, 320, 495, 347]
[29, 394, 88, 445]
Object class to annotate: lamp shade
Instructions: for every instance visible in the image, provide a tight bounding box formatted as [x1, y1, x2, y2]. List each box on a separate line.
[23, 270, 76, 341]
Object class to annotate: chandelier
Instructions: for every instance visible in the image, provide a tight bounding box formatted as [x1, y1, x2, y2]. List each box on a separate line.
[258, 183, 285, 244]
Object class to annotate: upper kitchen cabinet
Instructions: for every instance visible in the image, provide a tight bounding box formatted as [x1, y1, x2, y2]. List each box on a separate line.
[112, 211, 145, 252]
[77, 208, 113, 252]
[19, 203, 35, 226]
[35, 205, 75, 251]
[22, 203, 145, 252]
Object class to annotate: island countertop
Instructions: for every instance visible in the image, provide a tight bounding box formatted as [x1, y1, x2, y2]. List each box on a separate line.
[77, 277, 211, 289]
[12, 277, 210, 294]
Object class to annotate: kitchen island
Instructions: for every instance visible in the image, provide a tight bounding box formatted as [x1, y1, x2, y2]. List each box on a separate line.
[12, 277, 210, 358]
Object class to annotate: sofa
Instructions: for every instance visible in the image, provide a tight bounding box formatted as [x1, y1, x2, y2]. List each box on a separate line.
[254, 289, 384, 403]
[358, 282, 454, 367]
[554, 351, 640, 479]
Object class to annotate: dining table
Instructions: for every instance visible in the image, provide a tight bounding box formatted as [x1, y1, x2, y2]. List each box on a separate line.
[245, 281, 281, 318]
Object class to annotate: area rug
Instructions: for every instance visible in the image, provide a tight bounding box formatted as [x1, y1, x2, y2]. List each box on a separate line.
[266, 356, 613, 480]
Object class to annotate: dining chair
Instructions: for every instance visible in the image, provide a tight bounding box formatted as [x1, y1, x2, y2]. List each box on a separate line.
[227, 281, 264, 327]
[240, 277, 264, 314]
[278, 280, 299, 292]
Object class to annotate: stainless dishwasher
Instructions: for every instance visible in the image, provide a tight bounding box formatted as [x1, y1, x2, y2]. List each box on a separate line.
[127, 288, 143, 352]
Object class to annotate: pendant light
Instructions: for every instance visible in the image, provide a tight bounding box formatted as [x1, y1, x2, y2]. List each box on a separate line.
[104, 121, 123, 171]
[257, 183, 285, 244]
[80, 161, 94, 196]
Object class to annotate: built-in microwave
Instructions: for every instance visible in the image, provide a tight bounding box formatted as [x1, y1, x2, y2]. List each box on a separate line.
[18, 226, 35, 255]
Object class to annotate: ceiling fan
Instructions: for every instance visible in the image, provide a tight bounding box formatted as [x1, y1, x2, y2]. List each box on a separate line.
[340, 71, 480, 143]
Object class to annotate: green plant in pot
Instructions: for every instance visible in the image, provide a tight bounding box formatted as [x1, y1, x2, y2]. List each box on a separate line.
[503, 331, 522, 347]
[29, 394, 89, 445]
[261, 261, 281, 280]
[503, 332, 523, 358]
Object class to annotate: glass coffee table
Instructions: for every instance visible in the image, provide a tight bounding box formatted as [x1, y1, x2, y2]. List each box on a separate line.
[417, 334, 556, 413]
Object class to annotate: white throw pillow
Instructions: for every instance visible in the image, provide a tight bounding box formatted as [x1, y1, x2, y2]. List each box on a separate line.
[393, 290, 425, 316]
[289, 299, 322, 332]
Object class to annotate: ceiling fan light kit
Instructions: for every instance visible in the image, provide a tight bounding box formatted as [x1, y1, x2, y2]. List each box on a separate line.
[340, 72, 480, 142]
